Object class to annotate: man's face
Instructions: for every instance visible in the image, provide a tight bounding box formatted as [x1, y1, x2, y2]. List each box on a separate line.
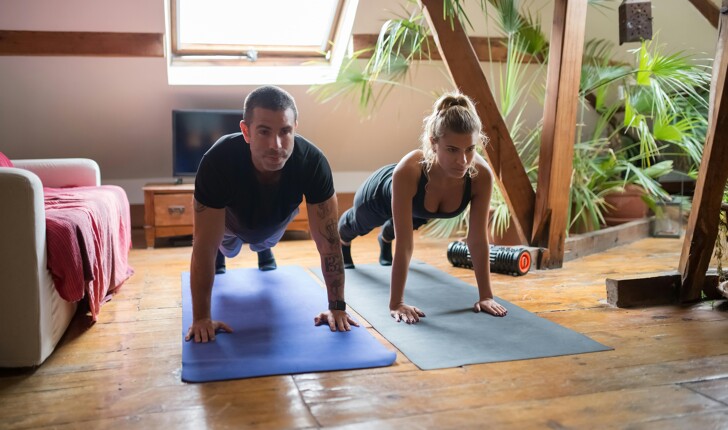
[240, 107, 297, 173]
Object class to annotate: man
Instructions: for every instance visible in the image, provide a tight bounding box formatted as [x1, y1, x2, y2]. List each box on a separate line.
[185, 86, 358, 343]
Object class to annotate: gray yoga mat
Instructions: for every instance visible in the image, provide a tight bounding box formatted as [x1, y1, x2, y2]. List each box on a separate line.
[311, 261, 611, 370]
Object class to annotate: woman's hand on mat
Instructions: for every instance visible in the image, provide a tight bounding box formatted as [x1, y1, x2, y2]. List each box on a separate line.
[314, 310, 360, 332]
[474, 299, 508, 317]
[185, 318, 233, 343]
[390, 304, 426, 324]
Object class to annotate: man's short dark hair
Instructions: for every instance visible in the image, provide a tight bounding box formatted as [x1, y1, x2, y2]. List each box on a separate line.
[243, 85, 298, 124]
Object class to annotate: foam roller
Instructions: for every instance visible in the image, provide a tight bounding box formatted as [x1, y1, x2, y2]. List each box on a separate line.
[447, 241, 531, 276]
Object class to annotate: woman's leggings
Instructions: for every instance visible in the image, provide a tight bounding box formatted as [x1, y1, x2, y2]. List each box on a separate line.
[338, 164, 428, 243]
[338, 202, 428, 243]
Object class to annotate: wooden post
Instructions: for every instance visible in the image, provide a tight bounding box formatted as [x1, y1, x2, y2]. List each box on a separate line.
[678, 1, 728, 301]
[418, 0, 535, 244]
[688, 0, 720, 29]
[531, 0, 589, 268]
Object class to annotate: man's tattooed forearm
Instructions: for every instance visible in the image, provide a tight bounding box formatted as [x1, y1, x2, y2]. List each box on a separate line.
[327, 278, 342, 301]
[324, 254, 343, 273]
[320, 219, 339, 245]
[316, 202, 332, 218]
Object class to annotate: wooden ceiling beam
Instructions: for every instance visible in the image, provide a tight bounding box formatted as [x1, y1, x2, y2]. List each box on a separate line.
[418, 0, 535, 244]
[688, 0, 720, 29]
[0, 31, 164, 57]
[352, 34, 543, 63]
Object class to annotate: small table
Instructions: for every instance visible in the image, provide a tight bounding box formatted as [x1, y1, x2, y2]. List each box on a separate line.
[143, 184, 195, 248]
[143, 183, 310, 248]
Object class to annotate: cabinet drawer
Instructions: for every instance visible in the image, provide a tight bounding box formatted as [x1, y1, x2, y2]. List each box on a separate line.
[154, 194, 193, 226]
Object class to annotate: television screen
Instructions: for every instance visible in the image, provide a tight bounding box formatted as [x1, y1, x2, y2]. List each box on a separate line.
[172, 109, 243, 177]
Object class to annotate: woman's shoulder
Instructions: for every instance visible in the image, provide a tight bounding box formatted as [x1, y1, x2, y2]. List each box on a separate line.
[394, 150, 424, 173]
[470, 155, 494, 194]
[470, 153, 493, 185]
[391, 150, 423, 189]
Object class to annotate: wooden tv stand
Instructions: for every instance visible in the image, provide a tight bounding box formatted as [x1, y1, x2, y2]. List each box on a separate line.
[143, 184, 309, 248]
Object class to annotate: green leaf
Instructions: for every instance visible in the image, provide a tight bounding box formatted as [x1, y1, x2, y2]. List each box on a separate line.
[653, 118, 682, 142]
[637, 42, 651, 86]
[624, 99, 635, 127]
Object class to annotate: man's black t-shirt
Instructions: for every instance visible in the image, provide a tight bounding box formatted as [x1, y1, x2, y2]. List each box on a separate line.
[194, 132, 334, 244]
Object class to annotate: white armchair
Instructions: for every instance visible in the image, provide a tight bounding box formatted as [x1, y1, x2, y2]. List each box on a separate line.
[0, 158, 101, 367]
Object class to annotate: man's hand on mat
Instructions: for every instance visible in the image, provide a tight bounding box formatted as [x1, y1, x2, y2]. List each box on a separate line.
[185, 318, 233, 343]
[390, 304, 426, 324]
[474, 299, 508, 317]
[314, 310, 360, 332]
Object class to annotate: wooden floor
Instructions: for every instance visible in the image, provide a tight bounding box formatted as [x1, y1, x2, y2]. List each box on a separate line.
[2, 232, 728, 429]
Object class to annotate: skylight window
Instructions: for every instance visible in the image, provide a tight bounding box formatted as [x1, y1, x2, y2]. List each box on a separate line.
[169, 0, 349, 65]
[176, 0, 340, 56]
[165, 0, 358, 85]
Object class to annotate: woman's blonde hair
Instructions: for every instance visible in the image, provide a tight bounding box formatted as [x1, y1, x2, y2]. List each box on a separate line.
[420, 91, 488, 177]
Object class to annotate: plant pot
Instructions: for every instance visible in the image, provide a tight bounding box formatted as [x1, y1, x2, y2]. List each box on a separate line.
[602, 184, 649, 226]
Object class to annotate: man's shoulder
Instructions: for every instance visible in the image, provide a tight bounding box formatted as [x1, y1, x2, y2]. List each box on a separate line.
[293, 134, 327, 161]
[294, 134, 319, 152]
[203, 133, 247, 161]
[209, 132, 245, 152]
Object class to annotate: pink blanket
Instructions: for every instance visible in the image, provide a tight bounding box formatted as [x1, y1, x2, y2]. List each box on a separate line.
[44, 185, 133, 320]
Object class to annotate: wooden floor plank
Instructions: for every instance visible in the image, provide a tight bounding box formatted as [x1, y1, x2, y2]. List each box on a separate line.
[297, 351, 728, 426]
[682, 377, 728, 404]
[623, 411, 728, 430]
[1, 233, 727, 429]
[328, 385, 728, 429]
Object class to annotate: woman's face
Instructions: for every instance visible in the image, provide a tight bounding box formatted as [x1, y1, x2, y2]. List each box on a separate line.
[433, 131, 478, 178]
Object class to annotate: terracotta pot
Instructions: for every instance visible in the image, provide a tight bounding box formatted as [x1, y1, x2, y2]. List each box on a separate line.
[602, 184, 649, 226]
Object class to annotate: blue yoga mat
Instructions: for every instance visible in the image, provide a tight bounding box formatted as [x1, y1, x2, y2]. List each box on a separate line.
[312, 261, 611, 370]
[181, 266, 396, 382]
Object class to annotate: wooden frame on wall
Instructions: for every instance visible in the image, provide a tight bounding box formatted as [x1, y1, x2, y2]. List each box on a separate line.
[0, 30, 163, 57]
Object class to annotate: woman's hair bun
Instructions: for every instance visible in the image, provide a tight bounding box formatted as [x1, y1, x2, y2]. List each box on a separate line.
[435, 95, 469, 113]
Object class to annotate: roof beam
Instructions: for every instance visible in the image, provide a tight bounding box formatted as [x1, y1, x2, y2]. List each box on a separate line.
[418, 0, 535, 244]
[679, 0, 728, 301]
[0, 31, 164, 57]
[352, 34, 542, 63]
[688, 0, 720, 28]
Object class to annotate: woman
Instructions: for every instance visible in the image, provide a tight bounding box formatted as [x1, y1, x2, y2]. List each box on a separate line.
[338, 92, 508, 323]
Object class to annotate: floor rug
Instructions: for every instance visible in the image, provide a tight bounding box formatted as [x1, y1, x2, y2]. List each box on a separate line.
[182, 266, 396, 382]
[312, 261, 611, 370]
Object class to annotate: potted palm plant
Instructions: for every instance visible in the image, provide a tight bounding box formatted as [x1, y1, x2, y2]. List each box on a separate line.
[579, 38, 710, 229]
[312, 0, 549, 242]
[310, 1, 710, 240]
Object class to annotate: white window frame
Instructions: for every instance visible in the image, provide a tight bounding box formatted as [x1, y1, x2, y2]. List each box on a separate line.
[164, 0, 359, 86]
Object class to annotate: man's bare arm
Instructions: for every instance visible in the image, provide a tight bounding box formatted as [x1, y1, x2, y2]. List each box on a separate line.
[307, 195, 345, 302]
[186, 198, 230, 342]
[307, 195, 359, 331]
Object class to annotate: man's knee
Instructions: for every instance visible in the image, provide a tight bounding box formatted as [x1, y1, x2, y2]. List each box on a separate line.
[220, 234, 244, 258]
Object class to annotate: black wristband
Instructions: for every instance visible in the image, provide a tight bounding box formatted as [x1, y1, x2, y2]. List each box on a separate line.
[328, 300, 346, 311]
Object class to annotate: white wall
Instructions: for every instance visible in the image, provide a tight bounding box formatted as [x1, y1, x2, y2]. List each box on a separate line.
[0, 0, 719, 203]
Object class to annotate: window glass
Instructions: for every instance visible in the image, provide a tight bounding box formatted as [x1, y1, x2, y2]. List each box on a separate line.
[175, 0, 341, 55]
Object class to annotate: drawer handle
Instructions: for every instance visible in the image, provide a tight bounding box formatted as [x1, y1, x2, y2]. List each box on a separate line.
[168, 206, 186, 215]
